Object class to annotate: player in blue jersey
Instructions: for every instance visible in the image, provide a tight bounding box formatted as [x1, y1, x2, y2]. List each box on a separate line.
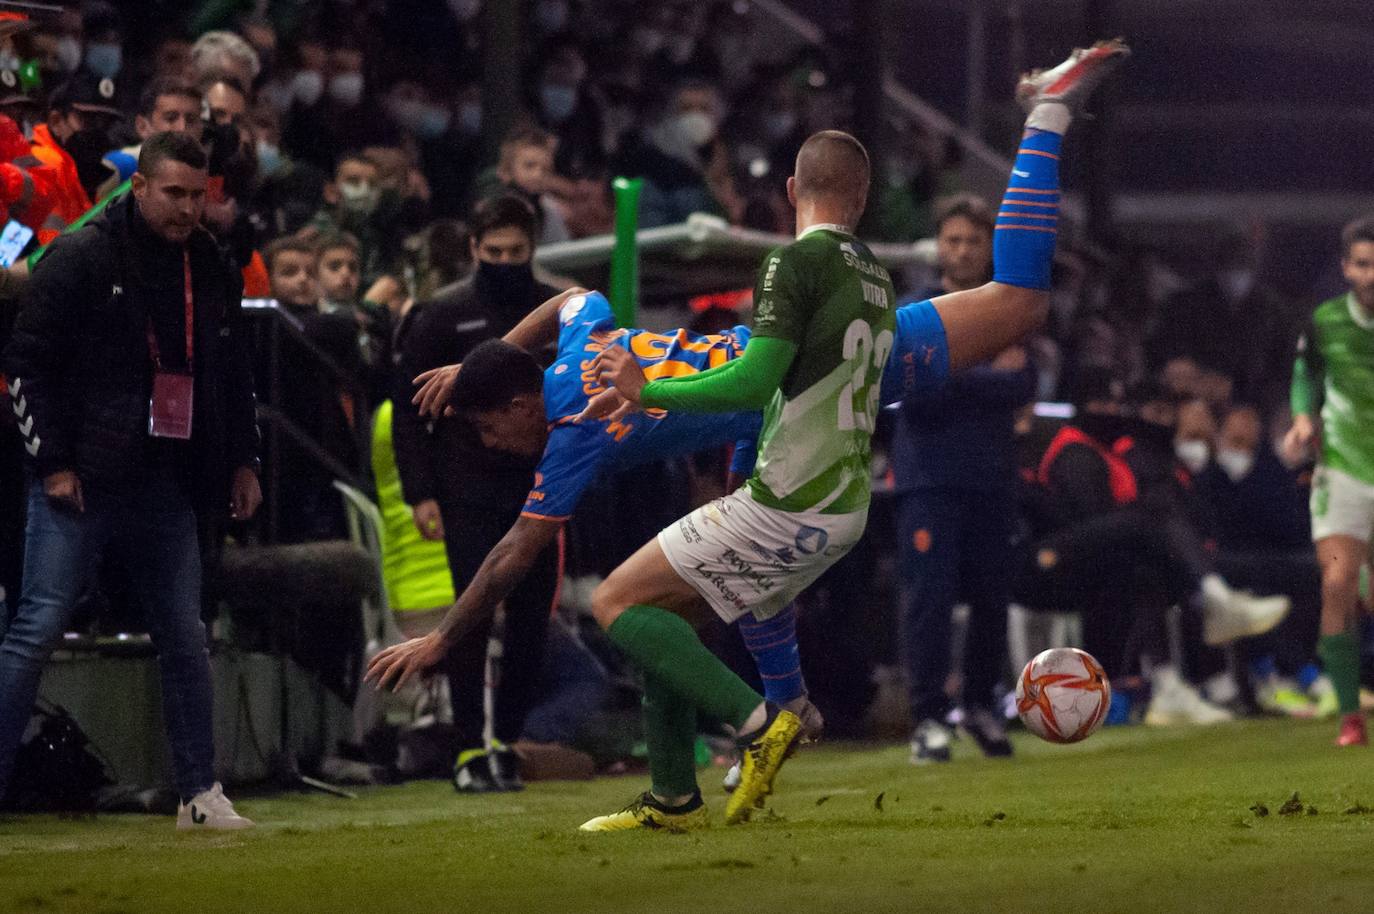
[365, 285, 952, 711]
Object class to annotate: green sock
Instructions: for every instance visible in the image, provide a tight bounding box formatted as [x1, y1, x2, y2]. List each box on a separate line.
[1319, 633, 1361, 714]
[608, 604, 762, 731]
[641, 672, 699, 799]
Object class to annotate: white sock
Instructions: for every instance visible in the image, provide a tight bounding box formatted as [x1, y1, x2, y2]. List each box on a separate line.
[651, 792, 695, 808]
[1026, 101, 1071, 135]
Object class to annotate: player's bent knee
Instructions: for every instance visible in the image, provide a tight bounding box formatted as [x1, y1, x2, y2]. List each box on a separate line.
[590, 581, 629, 630]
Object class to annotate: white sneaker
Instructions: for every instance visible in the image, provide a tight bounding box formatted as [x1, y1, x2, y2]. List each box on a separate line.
[176, 782, 255, 831]
[910, 718, 952, 764]
[1200, 576, 1290, 646]
[1144, 667, 1234, 726]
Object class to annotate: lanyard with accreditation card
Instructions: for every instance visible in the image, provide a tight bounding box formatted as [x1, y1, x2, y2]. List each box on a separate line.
[146, 249, 195, 439]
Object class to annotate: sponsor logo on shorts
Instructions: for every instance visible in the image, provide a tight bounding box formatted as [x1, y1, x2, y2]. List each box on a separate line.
[678, 516, 703, 544]
[721, 547, 776, 593]
[692, 562, 748, 612]
[795, 525, 829, 555]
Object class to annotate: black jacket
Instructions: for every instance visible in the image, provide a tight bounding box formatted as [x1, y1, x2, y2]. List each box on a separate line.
[3, 193, 260, 507]
[392, 272, 558, 510]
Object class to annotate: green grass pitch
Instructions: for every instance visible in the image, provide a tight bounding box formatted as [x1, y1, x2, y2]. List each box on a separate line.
[3, 718, 1374, 914]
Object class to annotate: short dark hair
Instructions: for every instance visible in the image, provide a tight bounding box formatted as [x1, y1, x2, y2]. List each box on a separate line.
[934, 193, 995, 237]
[1340, 216, 1374, 260]
[138, 77, 201, 118]
[450, 339, 544, 414]
[470, 193, 538, 245]
[793, 130, 870, 204]
[315, 231, 361, 258]
[137, 130, 208, 178]
[264, 236, 316, 273]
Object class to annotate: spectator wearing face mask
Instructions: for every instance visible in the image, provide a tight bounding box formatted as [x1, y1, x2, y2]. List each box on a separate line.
[390, 195, 565, 788]
[416, 79, 483, 220]
[1173, 397, 1217, 479]
[1194, 404, 1322, 715]
[1149, 231, 1297, 415]
[614, 80, 738, 228]
[283, 41, 384, 175]
[30, 73, 121, 238]
[531, 41, 607, 183]
[311, 151, 405, 284]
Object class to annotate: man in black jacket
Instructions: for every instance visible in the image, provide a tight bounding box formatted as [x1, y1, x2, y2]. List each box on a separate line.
[1, 132, 261, 829]
[392, 193, 563, 792]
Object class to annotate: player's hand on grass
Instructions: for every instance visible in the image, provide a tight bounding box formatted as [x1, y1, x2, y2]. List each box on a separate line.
[1281, 414, 1317, 466]
[590, 345, 647, 402]
[366, 632, 448, 692]
[413, 364, 463, 418]
[575, 387, 641, 425]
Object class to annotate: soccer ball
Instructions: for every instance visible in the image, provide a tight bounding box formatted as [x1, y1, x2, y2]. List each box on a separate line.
[1015, 648, 1111, 744]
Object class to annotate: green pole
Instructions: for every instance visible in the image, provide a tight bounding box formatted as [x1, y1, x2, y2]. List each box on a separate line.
[608, 176, 642, 328]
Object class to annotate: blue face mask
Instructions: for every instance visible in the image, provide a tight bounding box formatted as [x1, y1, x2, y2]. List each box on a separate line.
[457, 102, 482, 136]
[256, 139, 283, 177]
[84, 42, 122, 79]
[539, 83, 577, 123]
[416, 106, 452, 140]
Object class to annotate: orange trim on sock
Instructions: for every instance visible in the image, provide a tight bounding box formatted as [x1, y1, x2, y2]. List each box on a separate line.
[1000, 199, 1059, 208]
[998, 211, 1058, 221]
[1003, 187, 1059, 195]
[1017, 148, 1059, 160]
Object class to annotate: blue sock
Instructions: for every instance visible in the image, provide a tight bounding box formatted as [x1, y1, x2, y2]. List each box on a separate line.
[739, 604, 805, 705]
[1297, 662, 1321, 691]
[1248, 654, 1277, 682]
[992, 128, 1062, 291]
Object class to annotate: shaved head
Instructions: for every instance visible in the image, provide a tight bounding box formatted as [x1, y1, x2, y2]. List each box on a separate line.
[793, 130, 871, 212]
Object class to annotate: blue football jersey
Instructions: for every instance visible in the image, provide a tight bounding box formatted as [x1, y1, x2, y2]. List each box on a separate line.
[523, 292, 761, 521]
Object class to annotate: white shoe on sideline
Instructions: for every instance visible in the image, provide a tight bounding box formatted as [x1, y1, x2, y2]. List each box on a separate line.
[1201, 576, 1290, 646]
[1144, 667, 1234, 726]
[176, 782, 255, 831]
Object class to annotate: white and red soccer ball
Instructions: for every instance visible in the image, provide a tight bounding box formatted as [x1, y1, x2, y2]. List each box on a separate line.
[1015, 648, 1111, 744]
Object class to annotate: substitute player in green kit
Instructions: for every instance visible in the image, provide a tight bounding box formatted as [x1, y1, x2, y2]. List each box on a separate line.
[1284, 216, 1374, 747]
[579, 41, 1128, 831]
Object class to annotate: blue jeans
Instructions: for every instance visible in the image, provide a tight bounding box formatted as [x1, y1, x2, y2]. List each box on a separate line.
[0, 470, 215, 801]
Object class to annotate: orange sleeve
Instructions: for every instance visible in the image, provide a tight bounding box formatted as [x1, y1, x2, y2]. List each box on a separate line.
[241, 250, 271, 297]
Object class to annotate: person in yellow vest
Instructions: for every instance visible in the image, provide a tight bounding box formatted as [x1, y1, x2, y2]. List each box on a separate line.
[371, 399, 454, 631]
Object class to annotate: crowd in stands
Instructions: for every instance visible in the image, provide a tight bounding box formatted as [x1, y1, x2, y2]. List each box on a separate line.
[0, 1, 1365, 790]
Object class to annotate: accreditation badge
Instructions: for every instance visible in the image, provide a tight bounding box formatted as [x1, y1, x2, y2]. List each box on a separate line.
[149, 370, 194, 439]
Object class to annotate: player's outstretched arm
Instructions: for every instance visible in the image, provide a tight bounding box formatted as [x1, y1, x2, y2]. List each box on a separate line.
[591, 335, 797, 413]
[365, 515, 561, 691]
[411, 287, 586, 418]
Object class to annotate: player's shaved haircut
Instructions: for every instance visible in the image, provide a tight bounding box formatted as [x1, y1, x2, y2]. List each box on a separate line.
[793, 130, 871, 206]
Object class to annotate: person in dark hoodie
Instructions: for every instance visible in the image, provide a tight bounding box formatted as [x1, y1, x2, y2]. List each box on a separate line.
[390, 192, 565, 793]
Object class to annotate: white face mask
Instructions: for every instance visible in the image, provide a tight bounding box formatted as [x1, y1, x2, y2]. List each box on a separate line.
[1174, 439, 1209, 475]
[674, 110, 716, 148]
[1215, 447, 1255, 483]
[291, 69, 324, 106]
[55, 36, 82, 73]
[328, 72, 365, 107]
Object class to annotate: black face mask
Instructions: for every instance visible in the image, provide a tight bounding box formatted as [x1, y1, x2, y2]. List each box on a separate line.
[64, 127, 114, 201]
[475, 259, 535, 308]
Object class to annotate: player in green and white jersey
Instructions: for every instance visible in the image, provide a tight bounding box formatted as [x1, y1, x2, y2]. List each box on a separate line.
[575, 41, 1128, 832]
[1283, 215, 1374, 747]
